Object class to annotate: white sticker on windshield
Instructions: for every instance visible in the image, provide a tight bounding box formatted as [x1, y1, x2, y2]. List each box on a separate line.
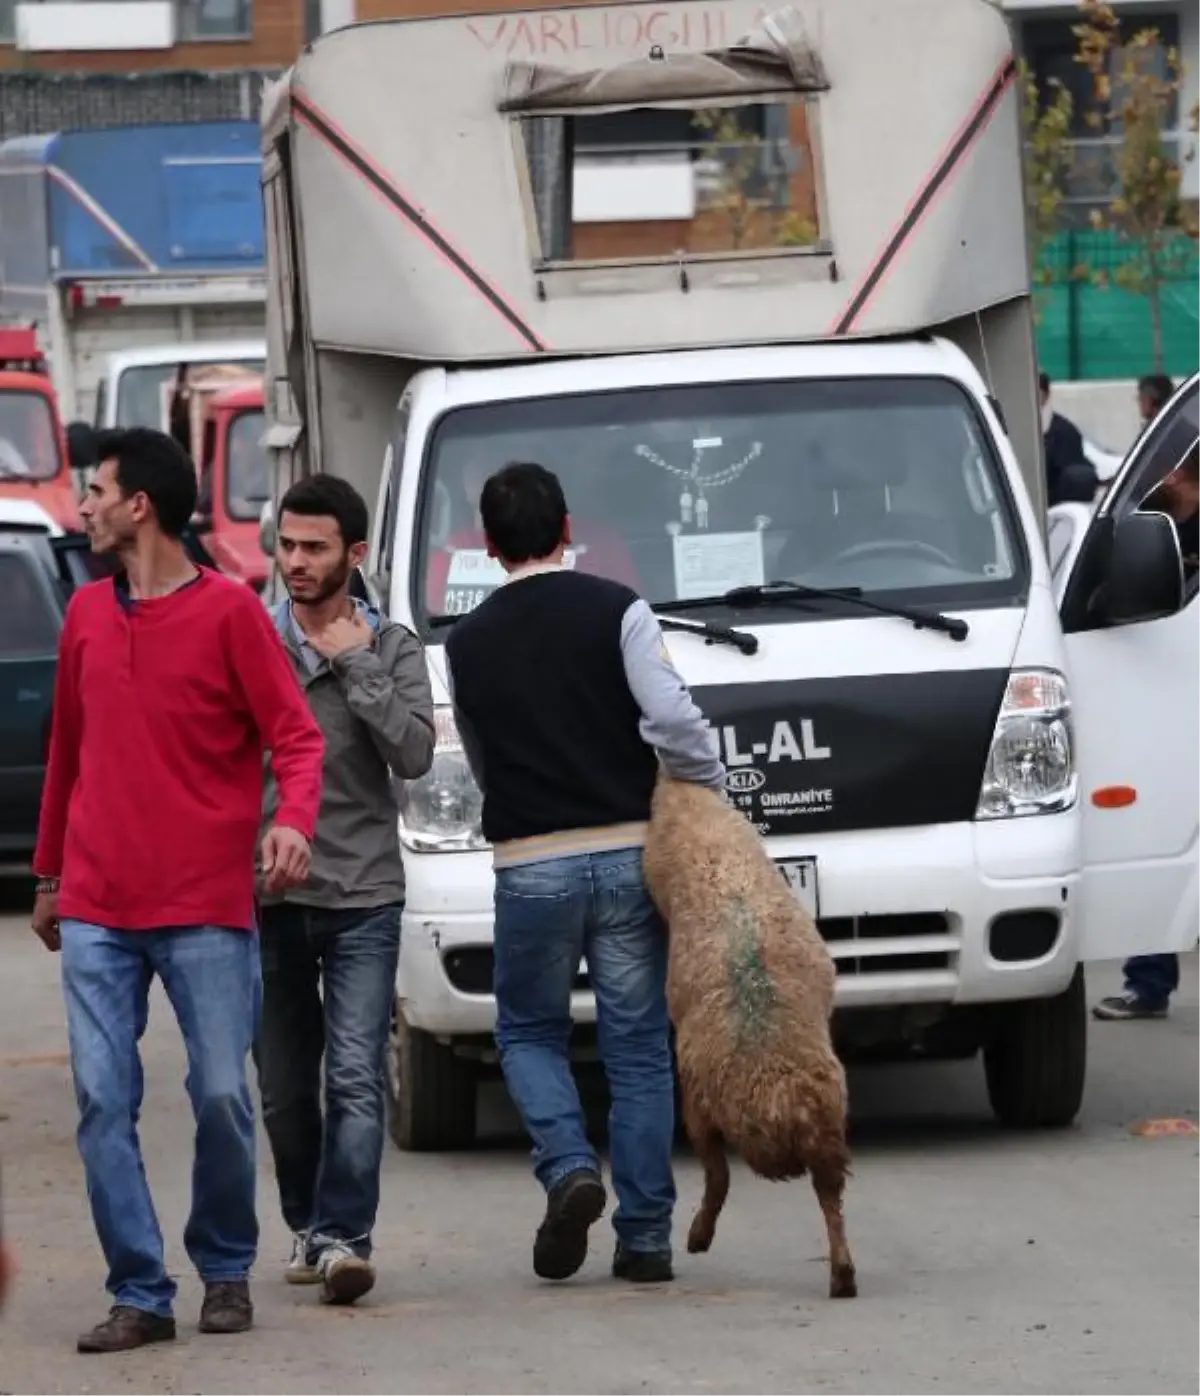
[672, 531, 765, 601]
[441, 547, 581, 616]
[445, 549, 506, 589]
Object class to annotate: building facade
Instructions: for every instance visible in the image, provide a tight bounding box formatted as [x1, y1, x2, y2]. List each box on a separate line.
[0, 0, 1193, 378]
[0, 0, 318, 133]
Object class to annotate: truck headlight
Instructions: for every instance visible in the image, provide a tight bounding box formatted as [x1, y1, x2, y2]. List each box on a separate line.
[975, 668, 1076, 819]
[398, 706, 488, 852]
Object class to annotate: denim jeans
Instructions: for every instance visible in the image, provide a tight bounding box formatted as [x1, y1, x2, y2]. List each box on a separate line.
[253, 903, 401, 1260]
[493, 848, 676, 1255]
[1123, 953, 1180, 1007]
[60, 921, 261, 1318]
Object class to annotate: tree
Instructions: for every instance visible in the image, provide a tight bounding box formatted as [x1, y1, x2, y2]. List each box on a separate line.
[1074, 0, 1196, 371]
[692, 107, 818, 251]
[1019, 57, 1075, 313]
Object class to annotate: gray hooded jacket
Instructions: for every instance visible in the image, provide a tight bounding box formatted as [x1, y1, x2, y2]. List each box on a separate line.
[261, 599, 435, 909]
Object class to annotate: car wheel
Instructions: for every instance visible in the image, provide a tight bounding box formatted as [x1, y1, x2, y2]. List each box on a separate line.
[386, 1001, 478, 1152]
[983, 966, 1087, 1128]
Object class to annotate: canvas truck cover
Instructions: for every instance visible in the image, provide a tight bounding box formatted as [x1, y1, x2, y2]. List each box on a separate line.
[264, 0, 1029, 362]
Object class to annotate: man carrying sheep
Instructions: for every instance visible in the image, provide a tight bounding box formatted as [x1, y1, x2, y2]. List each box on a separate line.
[444, 460, 727, 1286]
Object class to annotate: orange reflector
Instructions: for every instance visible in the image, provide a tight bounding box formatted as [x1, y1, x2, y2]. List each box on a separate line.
[1130, 1118, 1199, 1138]
[1091, 786, 1137, 809]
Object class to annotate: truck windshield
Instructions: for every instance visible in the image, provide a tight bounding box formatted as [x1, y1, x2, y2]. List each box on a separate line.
[225, 409, 272, 521]
[414, 376, 1026, 623]
[0, 390, 61, 482]
[115, 360, 266, 428]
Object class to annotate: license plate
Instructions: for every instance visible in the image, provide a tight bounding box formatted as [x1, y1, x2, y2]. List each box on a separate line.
[777, 858, 820, 918]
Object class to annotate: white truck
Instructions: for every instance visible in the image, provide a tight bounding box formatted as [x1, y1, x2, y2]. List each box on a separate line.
[0, 121, 267, 431]
[260, 0, 1199, 1150]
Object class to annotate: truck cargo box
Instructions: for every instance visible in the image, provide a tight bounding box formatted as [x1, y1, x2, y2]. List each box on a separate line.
[262, 0, 1028, 362]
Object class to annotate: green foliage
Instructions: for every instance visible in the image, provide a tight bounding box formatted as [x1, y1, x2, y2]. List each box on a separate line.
[693, 106, 818, 251]
[1074, 0, 1197, 371]
[1020, 56, 1075, 292]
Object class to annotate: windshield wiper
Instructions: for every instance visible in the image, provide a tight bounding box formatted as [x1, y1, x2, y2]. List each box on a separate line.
[429, 607, 758, 654]
[663, 580, 969, 642]
[654, 612, 758, 655]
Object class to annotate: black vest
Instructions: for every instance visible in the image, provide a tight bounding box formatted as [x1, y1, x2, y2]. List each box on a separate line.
[445, 570, 660, 844]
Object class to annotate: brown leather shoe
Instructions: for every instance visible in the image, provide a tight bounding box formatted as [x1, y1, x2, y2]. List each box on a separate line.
[76, 1305, 176, 1354]
[198, 1280, 254, 1334]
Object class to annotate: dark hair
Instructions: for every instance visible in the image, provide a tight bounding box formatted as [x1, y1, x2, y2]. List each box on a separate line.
[94, 427, 198, 539]
[479, 461, 568, 564]
[1138, 374, 1175, 415]
[278, 473, 369, 546]
[1039, 371, 1051, 394]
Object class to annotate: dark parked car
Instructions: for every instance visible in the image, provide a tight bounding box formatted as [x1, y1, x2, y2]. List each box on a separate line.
[0, 521, 219, 873]
[0, 527, 63, 873]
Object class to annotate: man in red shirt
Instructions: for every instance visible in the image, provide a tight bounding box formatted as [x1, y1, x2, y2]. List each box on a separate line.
[30, 428, 324, 1354]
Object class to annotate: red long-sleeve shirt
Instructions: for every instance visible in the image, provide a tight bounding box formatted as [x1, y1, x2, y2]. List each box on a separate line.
[34, 569, 324, 932]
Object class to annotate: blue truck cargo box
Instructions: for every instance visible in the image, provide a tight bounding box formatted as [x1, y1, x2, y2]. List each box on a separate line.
[0, 121, 264, 285]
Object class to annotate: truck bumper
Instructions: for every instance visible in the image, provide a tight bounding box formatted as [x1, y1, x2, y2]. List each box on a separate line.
[396, 813, 1082, 1039]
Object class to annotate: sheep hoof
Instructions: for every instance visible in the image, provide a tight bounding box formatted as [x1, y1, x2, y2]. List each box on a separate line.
[829, 1265, 858, 1299]
[686, 1216, 714, 1254]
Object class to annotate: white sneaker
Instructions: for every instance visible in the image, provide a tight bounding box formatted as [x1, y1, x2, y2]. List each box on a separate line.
[285, 1234, 319, 1286]
[315, 1241, 376, 1306]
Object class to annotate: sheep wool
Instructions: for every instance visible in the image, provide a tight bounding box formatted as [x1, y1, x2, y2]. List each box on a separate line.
[643, 774, 858, 1300]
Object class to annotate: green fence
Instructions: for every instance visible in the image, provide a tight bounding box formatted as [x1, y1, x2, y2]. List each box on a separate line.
[1034, 229, 1199, 382]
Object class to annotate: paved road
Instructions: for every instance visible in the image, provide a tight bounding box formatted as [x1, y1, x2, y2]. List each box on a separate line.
[0, 884, 1195, 1396]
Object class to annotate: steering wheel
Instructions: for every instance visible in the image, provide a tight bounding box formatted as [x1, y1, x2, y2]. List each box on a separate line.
[824, 538, 959, 569]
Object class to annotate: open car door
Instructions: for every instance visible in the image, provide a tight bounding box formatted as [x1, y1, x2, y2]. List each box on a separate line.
[1060, 375, 1199, 961]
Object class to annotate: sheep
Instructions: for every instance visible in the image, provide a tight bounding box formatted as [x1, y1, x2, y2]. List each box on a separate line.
[642, 773, 857, 1299]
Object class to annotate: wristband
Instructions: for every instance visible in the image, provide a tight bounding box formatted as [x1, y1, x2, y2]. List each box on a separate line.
[35, 877, 60, 896]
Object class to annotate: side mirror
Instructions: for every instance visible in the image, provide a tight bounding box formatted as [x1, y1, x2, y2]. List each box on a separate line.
[66, 420, 98, 473]
[1099, 511, 1184, 625]
[259, 498, 277, 557]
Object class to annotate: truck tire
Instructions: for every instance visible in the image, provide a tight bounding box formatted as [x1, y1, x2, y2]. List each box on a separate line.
[386, 1006, 477, 1152]
[983, 966, 1087, 1129]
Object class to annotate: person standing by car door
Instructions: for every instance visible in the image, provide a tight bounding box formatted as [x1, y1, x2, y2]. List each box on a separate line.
[30, 427, 324, 1353]
[1040, 373, 1097, 505]
[1136, 374, 1175, 431]
[1094, 445, 1198, 1022]
[254, 474, 435, 1306]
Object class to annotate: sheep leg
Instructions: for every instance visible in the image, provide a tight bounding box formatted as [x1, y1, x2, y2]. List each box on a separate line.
[811, 1161, 857, 1299]
[682, 1097, 729, 1255]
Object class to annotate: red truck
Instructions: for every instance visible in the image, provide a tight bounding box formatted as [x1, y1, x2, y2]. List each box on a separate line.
[185, 375, 272, 592]
[0, 327, 79, 532]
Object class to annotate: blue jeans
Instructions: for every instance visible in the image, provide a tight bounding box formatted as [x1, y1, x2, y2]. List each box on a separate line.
[253, 903, 401, 1259]
[1123, 953, 1179, 1007]
[60, 921, 261, 1318]
[493, 848, 676, 1255]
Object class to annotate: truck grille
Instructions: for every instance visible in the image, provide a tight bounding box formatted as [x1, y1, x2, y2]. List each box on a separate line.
[441, 912, 956, 997]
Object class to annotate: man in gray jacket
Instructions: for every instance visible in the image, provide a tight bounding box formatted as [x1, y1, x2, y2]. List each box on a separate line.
[255, 474, 435, 1306]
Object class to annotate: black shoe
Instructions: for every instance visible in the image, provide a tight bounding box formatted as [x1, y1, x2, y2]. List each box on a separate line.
[77, 1305, 176, 1354]
[198, 1280, 254, 1334]
[533, 1169, 606, 1281]
[1093, 991, 1169, 1021]
[613, 1244, 674, 1284]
